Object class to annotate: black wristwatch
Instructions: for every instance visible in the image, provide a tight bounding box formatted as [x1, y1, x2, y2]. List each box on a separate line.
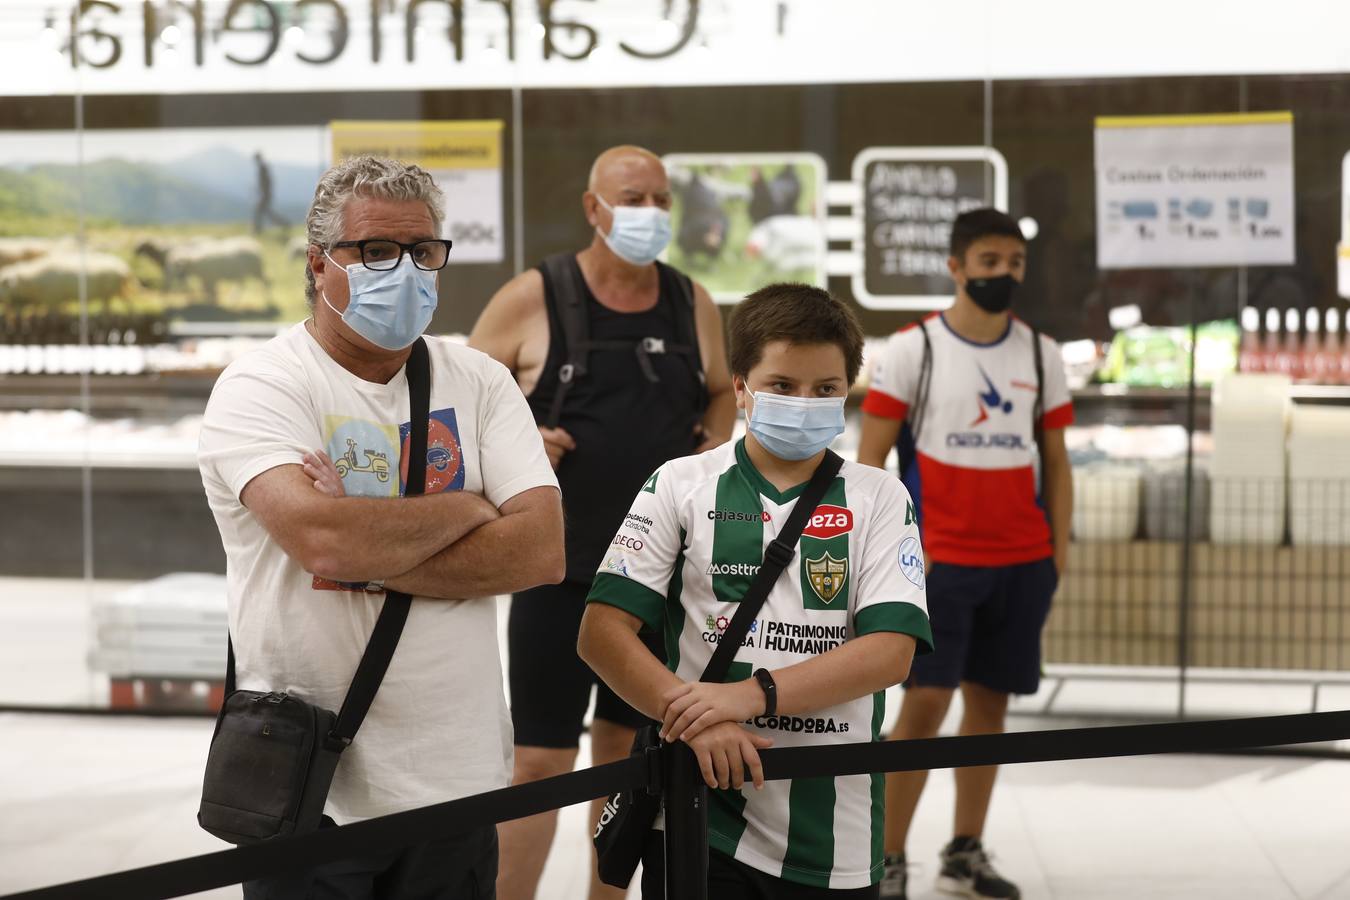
[752, 668, 777, 718]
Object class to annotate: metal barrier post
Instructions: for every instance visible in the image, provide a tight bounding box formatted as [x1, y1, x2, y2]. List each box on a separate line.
[662, 743, 708, 900]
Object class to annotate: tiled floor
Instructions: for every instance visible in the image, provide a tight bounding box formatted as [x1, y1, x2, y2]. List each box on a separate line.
[3, 583, 1350, 899]
[2, 710, 1349, 900]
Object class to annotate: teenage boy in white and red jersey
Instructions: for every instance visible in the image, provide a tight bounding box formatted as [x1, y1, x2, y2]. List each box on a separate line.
[857, 208, 1074, 900]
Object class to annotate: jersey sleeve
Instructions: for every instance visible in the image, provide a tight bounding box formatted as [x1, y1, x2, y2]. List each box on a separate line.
[197, 363, 319, 503]
[852, 476, 933, 654]
[1038, 336, 1075, 431]
[861, 328, 920, 421]
[586, 465, 683, 632]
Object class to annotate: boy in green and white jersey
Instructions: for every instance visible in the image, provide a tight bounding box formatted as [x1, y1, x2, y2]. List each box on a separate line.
[579, 283, 933, 898]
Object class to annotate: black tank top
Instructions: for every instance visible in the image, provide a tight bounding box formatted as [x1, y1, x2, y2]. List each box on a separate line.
[529, 257, 707, 583]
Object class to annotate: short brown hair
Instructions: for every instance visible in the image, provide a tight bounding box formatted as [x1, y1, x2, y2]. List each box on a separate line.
[729, 283, 864, 385]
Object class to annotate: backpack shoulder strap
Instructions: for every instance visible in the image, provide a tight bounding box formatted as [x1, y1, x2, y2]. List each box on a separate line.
[539, 253, 592, 428]
[908, 319, 934, 445]
[1030, 324, 1045, 439]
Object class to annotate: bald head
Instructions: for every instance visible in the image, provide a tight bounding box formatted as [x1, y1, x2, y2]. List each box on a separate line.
[588, 145, 665, 193]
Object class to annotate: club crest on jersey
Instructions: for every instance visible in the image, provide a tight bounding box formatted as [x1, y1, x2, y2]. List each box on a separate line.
[805, 552, 848, 605]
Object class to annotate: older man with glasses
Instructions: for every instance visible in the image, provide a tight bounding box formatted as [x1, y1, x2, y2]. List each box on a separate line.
[197, 155, 564, 900]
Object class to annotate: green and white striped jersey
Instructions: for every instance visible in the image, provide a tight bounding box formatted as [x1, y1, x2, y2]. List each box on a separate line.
[587, 439, 933, 889]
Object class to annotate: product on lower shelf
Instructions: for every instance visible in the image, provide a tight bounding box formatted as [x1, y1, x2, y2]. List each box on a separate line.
[1072, 464, 1142, 541]
[1288, 406, 1350, 546]
[1209, 373, 1289, 546]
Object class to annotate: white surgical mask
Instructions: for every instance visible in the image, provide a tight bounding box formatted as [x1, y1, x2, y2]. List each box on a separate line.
[596, 195, 672, 266]
[323, 251, 438, 351]
[747, 392, 846, 461]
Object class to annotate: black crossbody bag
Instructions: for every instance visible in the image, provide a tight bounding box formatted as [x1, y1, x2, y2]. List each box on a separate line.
[594, 450, 845, 887]
[197, 338, 431, 845]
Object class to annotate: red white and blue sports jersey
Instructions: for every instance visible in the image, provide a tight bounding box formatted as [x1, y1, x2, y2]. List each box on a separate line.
[862, 314, 1074, 567]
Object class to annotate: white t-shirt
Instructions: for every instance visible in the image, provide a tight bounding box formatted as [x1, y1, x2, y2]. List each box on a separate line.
[198, 322, 557, 823]
[863, 314, 1074, 566]
[587, 440, 932, 889]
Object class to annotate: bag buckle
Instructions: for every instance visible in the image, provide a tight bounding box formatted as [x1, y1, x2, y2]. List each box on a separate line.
[640, 337, 666, 354]
[324, 732, 353, 752]
[558, 363, 575, 384]
[643, 742, 664, 797]
[764, 538, 795, 569]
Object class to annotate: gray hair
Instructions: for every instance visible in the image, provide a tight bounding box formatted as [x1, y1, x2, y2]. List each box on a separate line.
[304, 156, 446, 308]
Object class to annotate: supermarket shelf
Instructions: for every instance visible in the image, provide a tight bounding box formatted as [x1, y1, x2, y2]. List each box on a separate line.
[1072, 384, 1350, 403]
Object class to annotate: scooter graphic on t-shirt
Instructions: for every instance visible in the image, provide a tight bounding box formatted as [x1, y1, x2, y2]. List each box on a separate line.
[332, 438, 391, 483]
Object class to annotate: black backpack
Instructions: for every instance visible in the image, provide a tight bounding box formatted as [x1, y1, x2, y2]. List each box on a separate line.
[537, 253, 707, 429]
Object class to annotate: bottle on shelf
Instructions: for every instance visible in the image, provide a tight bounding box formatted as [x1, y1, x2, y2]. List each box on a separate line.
[1262, 307, 1283, 374]
[1300, 307, 1321, 384]
[1238, 306, 1263, 373]
[1281, 308, 1304, 380]
[1319, 307, 1342, 385]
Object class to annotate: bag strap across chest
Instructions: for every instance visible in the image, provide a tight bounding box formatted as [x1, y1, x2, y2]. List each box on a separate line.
[539, 253, 705, 429]
[226, 337, 432, 751]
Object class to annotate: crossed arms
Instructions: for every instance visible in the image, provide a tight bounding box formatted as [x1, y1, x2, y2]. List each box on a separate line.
[241, 460, 564, 599]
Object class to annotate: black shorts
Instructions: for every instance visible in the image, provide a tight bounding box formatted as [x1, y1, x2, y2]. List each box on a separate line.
[640, 831, 879, 899]
[508, 580, 664, 748]
[906, 557, 1057, 695]
[243, 819, 495, 900]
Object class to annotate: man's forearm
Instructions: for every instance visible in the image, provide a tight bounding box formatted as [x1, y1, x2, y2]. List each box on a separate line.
[771, 632, 915, 717]
[303, 490, 498, 582]
[702, 386, 737, 443]
[384, 489, 563, 599]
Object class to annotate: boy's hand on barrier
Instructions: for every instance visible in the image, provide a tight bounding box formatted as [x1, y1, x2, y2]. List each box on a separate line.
[660, 679, 765, 743]
[685, 722, 773, 791]
[303, 450, 345, 498]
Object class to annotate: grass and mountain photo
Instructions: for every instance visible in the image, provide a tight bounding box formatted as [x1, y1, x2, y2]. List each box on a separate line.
[0, 127, 326, 332]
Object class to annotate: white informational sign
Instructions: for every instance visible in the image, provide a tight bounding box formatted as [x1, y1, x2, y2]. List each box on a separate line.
[1340, 150, 1350, 299]
[1095, 112, 1295, 270]
[330, 120, 504, 264]
[851, 147, 1008, 311]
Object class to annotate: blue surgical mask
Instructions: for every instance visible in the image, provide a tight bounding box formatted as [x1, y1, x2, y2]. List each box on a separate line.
[747, 392, 846, 461]
[596, 195, 672, 266]
[323, 251, 438, 351]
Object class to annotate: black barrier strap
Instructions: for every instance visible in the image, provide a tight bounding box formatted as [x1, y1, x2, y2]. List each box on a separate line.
[2, 757, 646, 900]
[754, 710, 1350, 781]
[6, 711, 1350, 900]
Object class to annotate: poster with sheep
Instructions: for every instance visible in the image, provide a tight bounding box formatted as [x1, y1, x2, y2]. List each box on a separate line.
[661, 152, 827, 305]
[0, 125, 326, 340]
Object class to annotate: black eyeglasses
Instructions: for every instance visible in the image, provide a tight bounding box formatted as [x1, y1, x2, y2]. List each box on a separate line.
[330, 238, 453, 271]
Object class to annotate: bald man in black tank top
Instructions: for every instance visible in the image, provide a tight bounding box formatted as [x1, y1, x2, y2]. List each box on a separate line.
[470, 145, 735, 900]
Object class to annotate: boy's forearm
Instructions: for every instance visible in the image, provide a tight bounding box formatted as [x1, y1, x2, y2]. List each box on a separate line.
[579, 611, 682, 720]
[1045, 456, 1073, 570]
[770, 632, 916, 717]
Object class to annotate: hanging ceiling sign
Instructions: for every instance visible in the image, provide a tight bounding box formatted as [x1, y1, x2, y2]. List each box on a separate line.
[850, 146, 1008, 311]
[1094, 112, 1296, 270]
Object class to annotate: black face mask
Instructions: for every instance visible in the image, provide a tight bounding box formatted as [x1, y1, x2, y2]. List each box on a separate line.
[964, 274, 1019, 313]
